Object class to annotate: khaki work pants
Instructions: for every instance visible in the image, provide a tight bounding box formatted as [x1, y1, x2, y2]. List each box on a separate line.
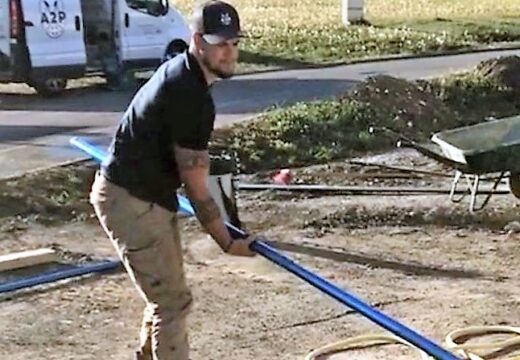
[90, 172, 192, 360]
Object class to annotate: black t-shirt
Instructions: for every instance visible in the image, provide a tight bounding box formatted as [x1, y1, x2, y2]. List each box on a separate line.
[101, 51, 215, 211]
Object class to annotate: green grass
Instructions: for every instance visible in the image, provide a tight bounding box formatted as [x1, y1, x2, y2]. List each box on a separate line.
[383, 18, 520, 44]
[215, 100, 377, 171]
[174, 0, 520, 70]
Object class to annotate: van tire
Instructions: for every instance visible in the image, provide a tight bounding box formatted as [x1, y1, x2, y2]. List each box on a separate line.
[163, 40, 188, 63]
[31, 78, 67, 97]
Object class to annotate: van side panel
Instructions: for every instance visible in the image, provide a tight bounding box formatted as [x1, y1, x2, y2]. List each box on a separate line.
[20, 0, 86, 70]
[118, 0, 164, 62]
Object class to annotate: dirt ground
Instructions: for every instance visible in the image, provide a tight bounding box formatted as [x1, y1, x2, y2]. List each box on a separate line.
[1, 147, 520, 360]
[2, 56, 520, 360]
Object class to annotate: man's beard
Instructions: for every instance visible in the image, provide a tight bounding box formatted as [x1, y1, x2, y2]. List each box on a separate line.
[202, 56, 234, 79]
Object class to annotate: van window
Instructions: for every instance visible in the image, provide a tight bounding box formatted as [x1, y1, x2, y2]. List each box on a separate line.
[126, 0, 168, 16]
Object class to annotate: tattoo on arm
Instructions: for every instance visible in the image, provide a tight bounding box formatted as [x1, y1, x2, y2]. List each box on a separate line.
[174, 147, 218, 225]
[192, 197, 221, 225]
[175, 148, 209, 171]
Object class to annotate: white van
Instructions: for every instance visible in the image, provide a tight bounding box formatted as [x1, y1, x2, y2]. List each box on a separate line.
[0, 0, 191, 95]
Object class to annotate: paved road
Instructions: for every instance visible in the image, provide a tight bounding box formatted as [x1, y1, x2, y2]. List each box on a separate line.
[1, 49, 519, 179]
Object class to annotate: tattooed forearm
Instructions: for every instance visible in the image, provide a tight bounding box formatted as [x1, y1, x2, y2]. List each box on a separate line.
[192, 197, 221, 225]
[175, 147, 209, 171]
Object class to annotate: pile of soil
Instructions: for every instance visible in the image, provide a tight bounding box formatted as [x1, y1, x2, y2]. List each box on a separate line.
[477, 55, 520, 93]
[0, 164, 96, 231]
[348, 75, 458, 140]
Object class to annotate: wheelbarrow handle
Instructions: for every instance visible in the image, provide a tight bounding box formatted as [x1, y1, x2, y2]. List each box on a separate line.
[368, 126, 465, 170]
[369, 126, 416, 146]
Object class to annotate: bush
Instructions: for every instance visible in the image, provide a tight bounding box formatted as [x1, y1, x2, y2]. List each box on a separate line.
[218, 100, 383, 172]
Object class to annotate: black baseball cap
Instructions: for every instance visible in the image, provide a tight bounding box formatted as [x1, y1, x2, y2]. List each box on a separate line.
[191, 1, 244, 45]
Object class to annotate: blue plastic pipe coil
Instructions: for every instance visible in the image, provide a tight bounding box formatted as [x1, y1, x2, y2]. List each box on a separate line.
[68, 137, 461, 360]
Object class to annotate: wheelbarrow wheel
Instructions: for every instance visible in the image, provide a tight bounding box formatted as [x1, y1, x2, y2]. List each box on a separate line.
[509, 173, 520, 199]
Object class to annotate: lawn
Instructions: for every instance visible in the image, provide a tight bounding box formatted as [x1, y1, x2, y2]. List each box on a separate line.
[173, 0, 520, 70]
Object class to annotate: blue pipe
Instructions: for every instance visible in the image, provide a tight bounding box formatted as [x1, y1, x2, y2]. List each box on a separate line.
[69, 137, 461, 360]
[0, 261, 119, 294]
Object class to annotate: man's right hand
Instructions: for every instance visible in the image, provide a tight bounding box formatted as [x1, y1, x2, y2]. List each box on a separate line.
[226, 235, 258, 257]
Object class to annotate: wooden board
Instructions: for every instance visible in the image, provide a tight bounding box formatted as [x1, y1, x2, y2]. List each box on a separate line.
[0, 248, 58, 272]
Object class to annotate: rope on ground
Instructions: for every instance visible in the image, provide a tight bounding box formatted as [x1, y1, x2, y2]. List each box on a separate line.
[305, 326, 520, 360]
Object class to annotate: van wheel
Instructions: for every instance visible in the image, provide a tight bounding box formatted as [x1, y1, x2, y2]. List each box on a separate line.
[32, 78, 67, 96]
[163, 40, 188, 63]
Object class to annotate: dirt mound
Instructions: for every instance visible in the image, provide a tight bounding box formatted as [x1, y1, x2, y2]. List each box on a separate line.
[0, 164, 96, 231]
[348, 75, 458, 140]
[477, 55, 520, 92]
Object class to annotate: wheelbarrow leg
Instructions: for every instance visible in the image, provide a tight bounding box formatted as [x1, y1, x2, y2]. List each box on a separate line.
[449, 171, 467, 203]
[469, 172, 506, 212]
[450, 171, 506, 212]
[469, 175, 481, 212]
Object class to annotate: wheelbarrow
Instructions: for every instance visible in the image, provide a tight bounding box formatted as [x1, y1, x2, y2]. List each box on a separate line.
[370, 114, 520, 212]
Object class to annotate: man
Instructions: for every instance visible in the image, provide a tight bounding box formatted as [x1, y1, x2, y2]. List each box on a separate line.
[89, 1, 259, 359]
